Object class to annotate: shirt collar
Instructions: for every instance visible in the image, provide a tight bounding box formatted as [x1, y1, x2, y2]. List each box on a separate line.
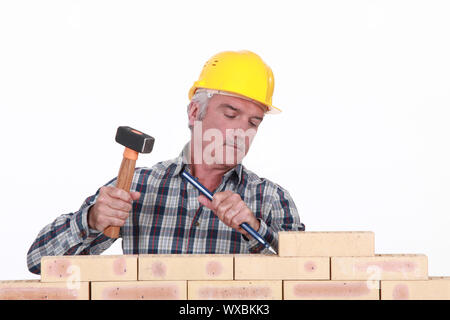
[172, 142, 244, 185]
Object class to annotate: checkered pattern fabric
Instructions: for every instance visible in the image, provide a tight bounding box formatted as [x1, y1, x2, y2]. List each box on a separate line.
[27, 144, 305, 275]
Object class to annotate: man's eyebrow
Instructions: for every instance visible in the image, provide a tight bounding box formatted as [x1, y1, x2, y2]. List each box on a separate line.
[219, 103, 263, 121]
[219, 104, 238, 111]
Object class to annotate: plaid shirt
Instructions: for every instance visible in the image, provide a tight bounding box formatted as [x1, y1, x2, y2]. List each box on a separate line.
[27, 144, 305, 275]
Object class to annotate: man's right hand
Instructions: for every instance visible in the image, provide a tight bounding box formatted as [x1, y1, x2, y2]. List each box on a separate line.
[87, 186, 141, 232]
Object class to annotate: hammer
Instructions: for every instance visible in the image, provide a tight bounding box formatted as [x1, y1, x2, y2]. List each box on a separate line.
[103, 126, 155, 238]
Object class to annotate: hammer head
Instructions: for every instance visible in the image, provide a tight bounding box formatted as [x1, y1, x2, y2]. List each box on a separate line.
[115, 126, 155, 153]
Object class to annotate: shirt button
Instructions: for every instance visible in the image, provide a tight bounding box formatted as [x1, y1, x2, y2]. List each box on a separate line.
[195, 221, 200, 227]
[79, 230, 86, 238]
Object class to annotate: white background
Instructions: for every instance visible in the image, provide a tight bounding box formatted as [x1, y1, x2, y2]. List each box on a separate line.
[0, 0, 449, 280]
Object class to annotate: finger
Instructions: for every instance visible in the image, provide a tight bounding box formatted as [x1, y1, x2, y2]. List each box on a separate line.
[216, 199, 235, 221]
[230, 210, 248, 231]
[219, 193, 242, 209]
[107, 187, 133, 202]
[104, 216, 127, 228]
[130, 191, 141, 201]
[217, 194, 242, 221]
[231, 218, 250, 236]
[233, 206, 260, 232]
[106, 197, 133, 212]
[198, 195, 214, 210]
[97, 215, 126, 231]
[211, 191, 234, 210]
[223, 200, 246, 226]
[104, 209, 129, 221]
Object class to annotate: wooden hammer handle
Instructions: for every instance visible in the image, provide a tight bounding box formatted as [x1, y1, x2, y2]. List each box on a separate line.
[103, 156, 137, 239]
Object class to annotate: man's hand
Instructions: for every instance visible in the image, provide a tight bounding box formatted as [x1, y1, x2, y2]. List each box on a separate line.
[198, 190, 260, 237]
[87, 186, 141, 232]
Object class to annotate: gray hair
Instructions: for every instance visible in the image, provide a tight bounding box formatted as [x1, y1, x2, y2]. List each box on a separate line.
[187, 89, 213, 129]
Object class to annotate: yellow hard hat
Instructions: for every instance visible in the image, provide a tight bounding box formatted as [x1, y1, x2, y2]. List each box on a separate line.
[189, 50, 281, 114]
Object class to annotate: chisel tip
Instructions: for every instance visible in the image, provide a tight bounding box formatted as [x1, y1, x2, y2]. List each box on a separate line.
[268, 246, 277, 255]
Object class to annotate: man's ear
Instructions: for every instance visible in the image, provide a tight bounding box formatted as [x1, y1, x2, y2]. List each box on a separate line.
[188, 101, 200, 127]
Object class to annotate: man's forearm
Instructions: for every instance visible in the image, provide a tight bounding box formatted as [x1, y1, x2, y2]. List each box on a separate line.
[26, 204, 113, 275]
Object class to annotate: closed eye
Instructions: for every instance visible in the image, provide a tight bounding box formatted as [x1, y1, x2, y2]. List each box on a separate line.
[250, 118, 262, 127]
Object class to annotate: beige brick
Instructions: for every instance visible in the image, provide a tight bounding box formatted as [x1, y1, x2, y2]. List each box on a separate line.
[188, 280, 282, 300]
[381, 277, 450, 300]
[331, 254, 428, 280]
[234, 255, 329, 280]
[41, 255, 138, 282]
[278, 231, 375, 257]
[284, 280, 380, 300]
[139, 254, 233, 280]
[0, 280, 89, 300]
[91, 281, 187, 300]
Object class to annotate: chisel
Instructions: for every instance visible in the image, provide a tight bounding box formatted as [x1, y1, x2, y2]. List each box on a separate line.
[181, 170, 277, 254]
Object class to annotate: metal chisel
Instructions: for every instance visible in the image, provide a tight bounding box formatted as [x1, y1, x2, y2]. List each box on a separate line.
[181, 170, 277, 254]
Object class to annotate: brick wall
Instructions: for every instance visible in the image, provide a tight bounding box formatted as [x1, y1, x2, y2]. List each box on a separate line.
[1, 231, 449, 300]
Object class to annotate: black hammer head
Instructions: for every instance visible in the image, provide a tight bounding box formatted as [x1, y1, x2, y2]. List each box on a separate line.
[115, 126, 155, 153]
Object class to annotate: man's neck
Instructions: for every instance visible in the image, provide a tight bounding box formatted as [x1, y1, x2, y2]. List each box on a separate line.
[189, 163, 233, 193]
[188, 139, 238, 192]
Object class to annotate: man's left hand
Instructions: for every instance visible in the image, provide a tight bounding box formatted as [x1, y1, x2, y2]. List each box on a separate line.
[198, 190, 260, 237]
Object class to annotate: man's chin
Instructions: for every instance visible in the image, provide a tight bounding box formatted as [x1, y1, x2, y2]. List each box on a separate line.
[224, 145, 246, 160]
[200, 146, 247, 166]
[222, 149, 246, 165]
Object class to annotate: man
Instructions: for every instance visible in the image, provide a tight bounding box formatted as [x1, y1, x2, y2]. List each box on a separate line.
[27, 50, 305, 275]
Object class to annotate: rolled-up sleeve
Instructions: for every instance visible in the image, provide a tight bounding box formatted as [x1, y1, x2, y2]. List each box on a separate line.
[26, 178, 117, 275]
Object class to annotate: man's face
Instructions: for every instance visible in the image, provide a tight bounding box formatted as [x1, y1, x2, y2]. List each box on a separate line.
[190, 94, 265, 166]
